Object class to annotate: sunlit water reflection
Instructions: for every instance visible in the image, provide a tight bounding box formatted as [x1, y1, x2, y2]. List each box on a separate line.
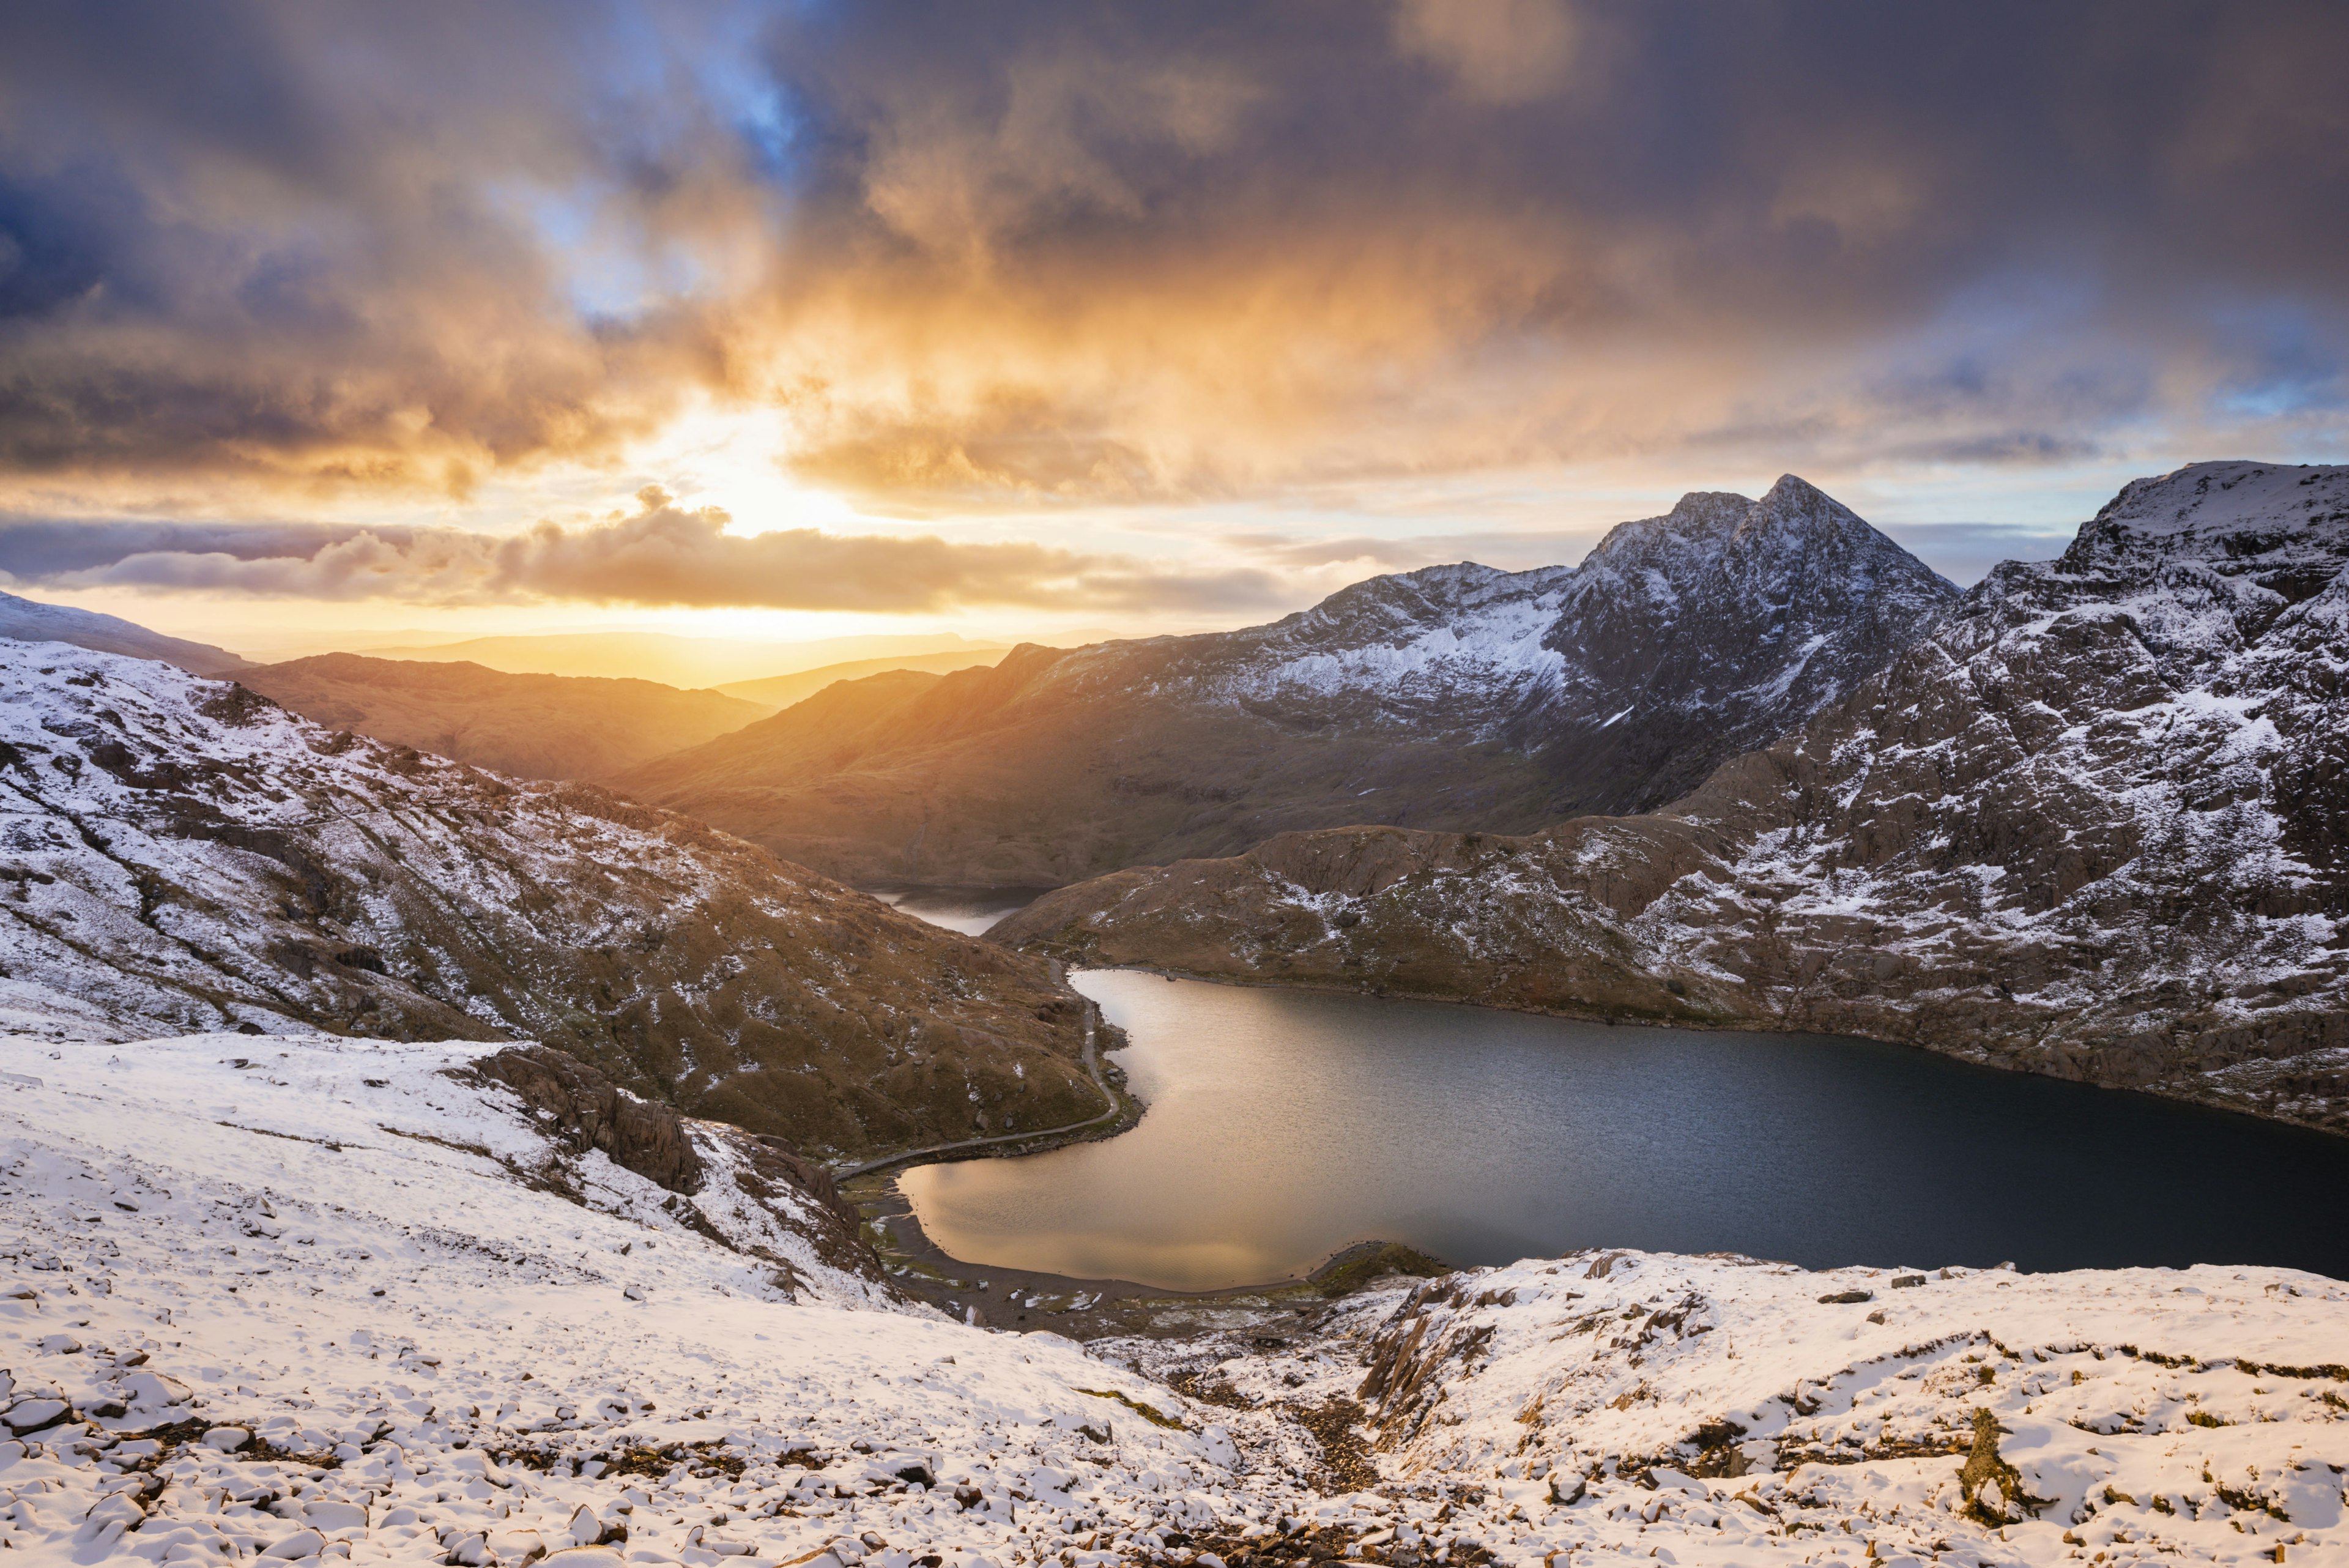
[899, 970, 2349, 1290]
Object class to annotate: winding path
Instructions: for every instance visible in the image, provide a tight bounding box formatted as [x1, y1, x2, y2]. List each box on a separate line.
[829, 986, 1124, 1181]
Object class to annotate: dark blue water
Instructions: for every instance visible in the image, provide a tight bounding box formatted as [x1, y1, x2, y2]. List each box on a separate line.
[899, 970, 2349, 1290]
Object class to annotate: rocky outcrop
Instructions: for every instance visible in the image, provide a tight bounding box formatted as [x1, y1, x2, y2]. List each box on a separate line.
[461, 1041, 875, 1277]
[0, 645, 1098, 1161]
[996, 462, 2349, 1134]
[617, 478, 1955, 886]
[468, 1044, 707, 1193]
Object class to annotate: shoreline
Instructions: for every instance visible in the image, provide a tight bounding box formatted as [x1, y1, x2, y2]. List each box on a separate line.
[850, 1170, 1451, 1339]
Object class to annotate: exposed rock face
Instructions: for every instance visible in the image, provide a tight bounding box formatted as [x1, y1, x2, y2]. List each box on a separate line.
[461, 1041, 874, 1276]
[468, 1043, 708, 1194]
[1, 590, 250, 675]
[239, 653, 765, 784]
[620, 477, 1954, 886]
[997, 462, 2349, 1134]
[0, 644, 1097, 1159]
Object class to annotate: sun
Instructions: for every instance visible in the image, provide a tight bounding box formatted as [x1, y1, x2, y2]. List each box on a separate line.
[636, 399, 866, 538]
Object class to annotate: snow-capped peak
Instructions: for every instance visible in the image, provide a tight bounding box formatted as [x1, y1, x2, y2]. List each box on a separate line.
[2091, 459, 2349, 540]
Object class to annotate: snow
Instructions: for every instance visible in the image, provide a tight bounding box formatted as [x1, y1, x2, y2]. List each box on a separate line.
[1149, 479, 1953, 759]
[2093, 461, 2349, 540]
[6, 1031, 2347, 1566]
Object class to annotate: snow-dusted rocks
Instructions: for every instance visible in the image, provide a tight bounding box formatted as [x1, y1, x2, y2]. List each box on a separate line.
[0, 642, 1097, 1160]
[1000, 462, 2349, 1132]
[6, 1041, 2346, 1567]
[1123, 1251, 2349, 1567]
[623, 478, 1953, 888]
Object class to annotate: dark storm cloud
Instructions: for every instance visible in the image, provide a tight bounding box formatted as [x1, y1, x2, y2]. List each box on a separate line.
[0, 492, 1291, 613]
[2, 0, 2347, 511]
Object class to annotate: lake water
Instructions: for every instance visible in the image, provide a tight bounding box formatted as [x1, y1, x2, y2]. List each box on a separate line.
[898, 969, 2349, 1290]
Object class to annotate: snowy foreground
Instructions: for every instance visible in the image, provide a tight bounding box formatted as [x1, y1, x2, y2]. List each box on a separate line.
[5, 1035, 2348, 1567]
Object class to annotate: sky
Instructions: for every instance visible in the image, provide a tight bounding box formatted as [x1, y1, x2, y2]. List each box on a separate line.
[2, 0, 2346, 656]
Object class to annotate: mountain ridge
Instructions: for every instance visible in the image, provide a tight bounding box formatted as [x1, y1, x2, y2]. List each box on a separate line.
[237, 652, 768, 784]
[0, 589, 251, 675]
[620, 476, 1957, 886]
[996, 460, 2349, 1134]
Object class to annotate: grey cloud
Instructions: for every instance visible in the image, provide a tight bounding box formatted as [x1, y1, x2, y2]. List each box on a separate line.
[0, 494, 1296, 615]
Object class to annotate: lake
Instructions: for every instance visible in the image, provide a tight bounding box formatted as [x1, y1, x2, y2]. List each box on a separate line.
[898, 968, 2349, 1290]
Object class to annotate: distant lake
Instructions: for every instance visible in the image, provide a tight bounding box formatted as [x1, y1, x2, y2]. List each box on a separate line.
[899, 969, 2349, 1291]
[874, 886, 1046, 938]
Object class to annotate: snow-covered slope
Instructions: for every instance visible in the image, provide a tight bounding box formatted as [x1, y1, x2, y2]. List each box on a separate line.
[6, 1038, 2346, 1567]
[1188, 478, 1956, 809]
[623, 478, 1953, 886]
[0, 641, 1097, 1161]
[998, 461, 2349, 1132]
[0, 591, 248, 676]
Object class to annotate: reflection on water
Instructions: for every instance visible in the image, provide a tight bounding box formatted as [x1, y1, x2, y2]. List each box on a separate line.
[871, 886, 1043, 937]
[900, 970, 2349, 1291]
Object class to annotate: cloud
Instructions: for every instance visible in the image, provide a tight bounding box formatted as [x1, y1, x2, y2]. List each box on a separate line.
[1, 0, 2347, 518]
[1392, 0, 1579, 104]
[0, 491, 1293, 614]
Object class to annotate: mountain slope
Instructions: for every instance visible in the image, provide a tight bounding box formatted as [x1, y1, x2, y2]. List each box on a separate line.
[712, 645, 1011, 710]
[0, 643, 1096, 1160]
[621, 477, 1956, 886]
[0, 589, 249, 674]
[239, 653, 766, 783]
[998, 461, 2349, 1134]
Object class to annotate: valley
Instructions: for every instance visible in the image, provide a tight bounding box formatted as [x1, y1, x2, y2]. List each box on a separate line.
[4, 463, 2347, 1568]
[12, 13, 2349, 1564]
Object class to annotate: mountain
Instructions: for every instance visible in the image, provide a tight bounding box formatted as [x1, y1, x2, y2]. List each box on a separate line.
[619, 477, 1958, 886]
[237, 653, 766, 783]
[0, 589, 250, 674]
[358, 630, 1004, 687]
[712, 645, 1012, 710]
[0, 642, 1097, 1161]
[998, 461, 2349, 1134]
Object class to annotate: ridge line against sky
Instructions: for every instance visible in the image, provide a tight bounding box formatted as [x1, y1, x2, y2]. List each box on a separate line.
[1, 0, 2344, 648]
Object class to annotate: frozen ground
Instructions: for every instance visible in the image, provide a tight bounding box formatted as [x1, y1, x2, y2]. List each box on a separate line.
[6, 1030, 2347, 1566]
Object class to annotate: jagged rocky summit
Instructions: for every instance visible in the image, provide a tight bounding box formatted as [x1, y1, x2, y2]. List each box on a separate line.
[0, 641, 1096, 1160]
[998, 461, 2349, 1134]
[620, 476, 1956, 886]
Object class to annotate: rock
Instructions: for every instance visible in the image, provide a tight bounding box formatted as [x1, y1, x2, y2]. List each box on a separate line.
[261, 1527, 327, 1558]
[201, 1425, 251, 1451]
[469, 1044, 705, 1194]
[2, 1399, 69, 1433]
[303, 1501, 369, 1533]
